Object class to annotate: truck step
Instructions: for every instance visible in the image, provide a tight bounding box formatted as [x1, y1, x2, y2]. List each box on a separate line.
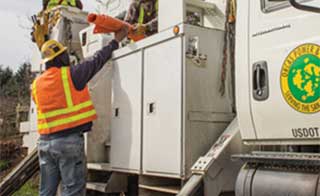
[139, 184, 180, 195]
[87, 163, 111, 171]
[232, 151, 320, 168]
[86, 182, 108, 193]
[86, 173, 128, 193]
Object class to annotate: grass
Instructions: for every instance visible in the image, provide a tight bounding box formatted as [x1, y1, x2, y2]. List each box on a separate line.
[13, 178, 39, 196]
[0, 160, 9, 171]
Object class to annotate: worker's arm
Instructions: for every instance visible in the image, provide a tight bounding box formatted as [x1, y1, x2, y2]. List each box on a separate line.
[145, 16, 158, 34]
[124, 1, 139, 24]
[70, 27, 128, 91]
[133, 16, 158, 36]
[70, 40, 118, 90]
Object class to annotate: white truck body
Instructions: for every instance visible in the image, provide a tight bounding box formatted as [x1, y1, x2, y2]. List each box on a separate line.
[236, 0, 320, 145]
[80, 0, 238, 180]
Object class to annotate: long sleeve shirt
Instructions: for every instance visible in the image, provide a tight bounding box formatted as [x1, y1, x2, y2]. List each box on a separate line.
[70, 39, 119, 91]
[124, 0, 158, 36]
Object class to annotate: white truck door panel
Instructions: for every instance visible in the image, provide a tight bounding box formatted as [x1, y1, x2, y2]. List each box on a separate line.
[236, 0, 257, 140]
[143, 37, 182, 176]
[111, 52, 142, 172]
[249, 1, 320, 142]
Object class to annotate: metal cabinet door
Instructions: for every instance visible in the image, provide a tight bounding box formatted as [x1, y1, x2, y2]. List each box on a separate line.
[143, 37, 183, 176]
[111, 52, 142, 173]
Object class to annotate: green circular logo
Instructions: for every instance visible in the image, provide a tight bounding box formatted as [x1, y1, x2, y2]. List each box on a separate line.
[281, 44, 320, 114]
[288, 54, 320, 104]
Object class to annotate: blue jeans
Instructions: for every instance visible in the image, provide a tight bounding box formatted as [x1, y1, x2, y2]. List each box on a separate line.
[38, 132, 86, 196]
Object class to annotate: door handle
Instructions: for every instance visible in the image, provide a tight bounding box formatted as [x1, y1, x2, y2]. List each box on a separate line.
[147, 102, 156, 115]
[114, 108, 120, 118]
[256, 65, 263, 96]
[253, 61, 269, 101]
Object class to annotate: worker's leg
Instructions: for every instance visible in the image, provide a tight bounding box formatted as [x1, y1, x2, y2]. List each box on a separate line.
[38, 140, 61, 196]
[56, 132, 87, 196]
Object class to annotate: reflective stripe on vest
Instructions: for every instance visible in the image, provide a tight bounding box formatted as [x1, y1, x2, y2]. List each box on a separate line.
[138, 0, 158, 24]
[47, 0, 76, 9]
[33, 67, 96, 134]
[37, 110, 96, 130]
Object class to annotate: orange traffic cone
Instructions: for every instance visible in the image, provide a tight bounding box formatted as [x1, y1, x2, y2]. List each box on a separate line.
[87, 13, 145, 42]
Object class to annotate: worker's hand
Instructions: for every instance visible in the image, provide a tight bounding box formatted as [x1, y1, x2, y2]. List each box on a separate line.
[133, 24, 147, 35]
[115, 26, 129, 43]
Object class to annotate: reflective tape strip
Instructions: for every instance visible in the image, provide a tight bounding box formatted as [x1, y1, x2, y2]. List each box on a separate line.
[61, 67, 73, 108]
[68, 0, 76, 6]
[138, 0, 158, 24]
[38, 109, 96, 130]
[48, 0, 76, 8]
[138, 5, 144, 24]
[37, 100, 94, 120]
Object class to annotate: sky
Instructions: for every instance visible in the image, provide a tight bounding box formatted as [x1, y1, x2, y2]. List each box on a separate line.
[0, 1, 96, 72]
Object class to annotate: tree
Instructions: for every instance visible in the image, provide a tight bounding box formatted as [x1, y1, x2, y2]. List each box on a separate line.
[15, 63, 33, 104]
[0, 66, 13, 88]
[0, 63, 34, 138]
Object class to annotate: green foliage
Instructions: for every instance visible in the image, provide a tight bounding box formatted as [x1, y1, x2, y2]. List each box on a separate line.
[13, 179, 38, 196]
[0, 66, 13, 87]
[0, 160, 9, 171]
[15, 63, 34, 104]
[0, 66, 16, 97]
[0, 63, 34, 138]
[0, 63, 33, 101]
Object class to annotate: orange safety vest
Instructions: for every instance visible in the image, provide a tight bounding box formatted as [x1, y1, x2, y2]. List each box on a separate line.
[32, 66, 97, 135]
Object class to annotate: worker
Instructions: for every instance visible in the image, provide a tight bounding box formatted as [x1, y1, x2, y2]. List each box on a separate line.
[43, 0, 83, 10]
[125, 0, 158, 37]
[31, 27, 128, 196]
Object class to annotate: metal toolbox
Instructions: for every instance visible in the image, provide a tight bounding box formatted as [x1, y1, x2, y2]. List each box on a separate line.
[111, 24, 234, 178]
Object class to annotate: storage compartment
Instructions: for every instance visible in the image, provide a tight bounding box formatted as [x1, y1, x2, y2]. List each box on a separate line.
[143, 37, 183, 176]
[109, 25, 233, 178]
[110, 52, 143, 173]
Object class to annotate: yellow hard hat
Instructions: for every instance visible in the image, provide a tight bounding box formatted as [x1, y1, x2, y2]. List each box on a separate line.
[41, 40, 67, 63]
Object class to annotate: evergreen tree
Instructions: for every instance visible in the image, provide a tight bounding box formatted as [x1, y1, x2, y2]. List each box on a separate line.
[0, 63, 34, 138]
[15, 63, 33, 104]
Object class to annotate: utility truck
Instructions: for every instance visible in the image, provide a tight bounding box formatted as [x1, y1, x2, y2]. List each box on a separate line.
[1, 0, 319, 196]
